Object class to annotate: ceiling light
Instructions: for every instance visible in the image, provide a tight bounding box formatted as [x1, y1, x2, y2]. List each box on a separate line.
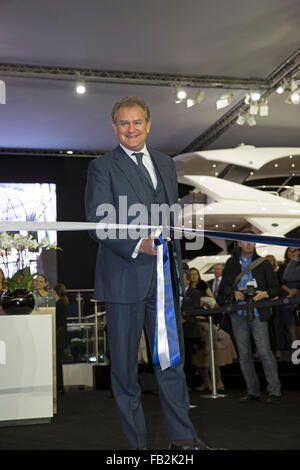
[76, 81, 86, 94]
[216, 92, 233, 110]
[249, 103, 259, 115]
[250, 91, 261, 101]
[186, 90, 205, 108]
[259, 103, 269, 116]
[246, 115, 256, 126]
[276, 85, 285, 94]
[244, 93, 251, 105]
[176, 89, 187, 101]
[236, 114, 246, 126]
[0, 80, 6, 104]
[290, 80, 298, 92]
[291, 92, 300, 104]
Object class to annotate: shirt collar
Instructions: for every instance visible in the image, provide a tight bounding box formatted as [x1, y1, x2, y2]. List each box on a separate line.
[119, 143, 148, 158]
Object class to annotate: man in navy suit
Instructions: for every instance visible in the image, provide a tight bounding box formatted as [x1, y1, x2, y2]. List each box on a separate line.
[85, 96, 217, 450]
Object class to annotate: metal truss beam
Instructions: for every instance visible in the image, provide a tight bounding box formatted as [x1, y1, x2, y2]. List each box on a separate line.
[0, 62, 267, 90]
[181, 48, 300, 153]
[0, 148, 101, 158]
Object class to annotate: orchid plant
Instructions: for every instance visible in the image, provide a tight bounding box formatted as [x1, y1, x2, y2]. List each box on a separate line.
[0, 232, 61, 293]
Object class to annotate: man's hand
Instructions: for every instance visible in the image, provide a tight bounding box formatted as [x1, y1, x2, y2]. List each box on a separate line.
[138, 232, 171, 256]
[287, 288, 298, 298]
[234, 290, 245, 301]
[253, 290, 268, 301]
[139, 233, 157, 256]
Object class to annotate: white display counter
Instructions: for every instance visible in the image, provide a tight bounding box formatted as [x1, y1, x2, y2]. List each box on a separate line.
[0, 314, 53, 424]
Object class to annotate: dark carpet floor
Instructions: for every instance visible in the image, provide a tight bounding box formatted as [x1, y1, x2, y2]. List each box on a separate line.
[0, 386, 299, 451]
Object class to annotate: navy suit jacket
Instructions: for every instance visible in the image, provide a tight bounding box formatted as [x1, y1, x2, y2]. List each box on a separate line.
[85, 145, 183, 303]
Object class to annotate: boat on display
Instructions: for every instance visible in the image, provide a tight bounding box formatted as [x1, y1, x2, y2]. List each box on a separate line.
[174, 145, 300, 281]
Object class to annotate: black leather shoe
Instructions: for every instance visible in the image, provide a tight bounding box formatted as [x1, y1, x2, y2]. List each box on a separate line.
[168, 438, 227, 450]
[239, 394, 260, 403]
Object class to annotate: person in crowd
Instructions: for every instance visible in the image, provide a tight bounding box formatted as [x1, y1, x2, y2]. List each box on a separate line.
[266, 254, 286, 359]
[218, 239, 282, 403]
[207, 263, 223, 297]
[32, 274, 49, 297]
[53, 283, 69, 395]
[190, 265, 236, 392]
[181, 269, 202, 390]
[192, 317, 237, 393]
[190, 267, 214, 300]
[277, 247, 300, 348]
[283, 248, 300, 342]
[85, 96, 220, 450]
[207, 263, 232, 334]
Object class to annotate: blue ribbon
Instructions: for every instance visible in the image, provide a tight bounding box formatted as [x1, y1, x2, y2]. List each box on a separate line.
[153, 235, 181, 369]
[171, 227, 300, 248]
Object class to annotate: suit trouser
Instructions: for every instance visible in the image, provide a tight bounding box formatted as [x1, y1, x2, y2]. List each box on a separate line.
[105, 271, 197, 449]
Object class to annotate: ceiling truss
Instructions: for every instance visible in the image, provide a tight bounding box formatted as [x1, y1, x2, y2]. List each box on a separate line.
[0, 48, 299, 156]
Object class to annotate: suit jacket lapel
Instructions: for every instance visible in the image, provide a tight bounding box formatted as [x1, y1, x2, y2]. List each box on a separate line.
[149, 149, 174, 205]
[113, 145, 151, 207]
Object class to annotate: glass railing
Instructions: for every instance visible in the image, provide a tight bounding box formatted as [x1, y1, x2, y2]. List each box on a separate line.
[64, 289, 108, 365]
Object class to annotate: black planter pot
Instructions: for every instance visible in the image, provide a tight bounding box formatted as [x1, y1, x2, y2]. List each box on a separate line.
[1, 289, 35, 315]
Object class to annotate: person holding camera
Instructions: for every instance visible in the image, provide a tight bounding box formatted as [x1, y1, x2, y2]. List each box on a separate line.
[218, 239, 281, 403]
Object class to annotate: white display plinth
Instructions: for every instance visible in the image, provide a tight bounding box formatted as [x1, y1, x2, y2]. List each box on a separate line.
[0, 314, 53, 424]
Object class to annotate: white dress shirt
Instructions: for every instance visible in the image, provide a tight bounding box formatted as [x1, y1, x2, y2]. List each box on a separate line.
[119, 143, 157, 257]
[119, 143, 157, 189]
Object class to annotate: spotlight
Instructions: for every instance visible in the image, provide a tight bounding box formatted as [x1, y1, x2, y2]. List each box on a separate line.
[236, 114, 246, 126]
[244, 93, 251, 105]
[216, 92, 233, 110]
[176, 88, 187, 102]
[291, 92, 300, 104]
[276, 85, 285, 94]
[186, 90, 205, 108]
[259, 101, 269, 116]
[249, 103, 259, 115]
[290, 80, 298, 92]
[246, 115, 256, 126]
[250, 90, 261, 101]
[76, 81, 86, 94]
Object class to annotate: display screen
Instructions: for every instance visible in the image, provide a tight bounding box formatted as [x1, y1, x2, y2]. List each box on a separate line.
[0, 183, 57, 287]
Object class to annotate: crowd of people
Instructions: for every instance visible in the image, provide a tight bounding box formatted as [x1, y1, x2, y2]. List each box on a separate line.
[1, 244, 300, 402]
[181, 243, 300, 402]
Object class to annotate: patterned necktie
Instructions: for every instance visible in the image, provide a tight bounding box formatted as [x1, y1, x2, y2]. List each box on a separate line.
[213, 278, 219, 295]
[132, 152, 154, 188]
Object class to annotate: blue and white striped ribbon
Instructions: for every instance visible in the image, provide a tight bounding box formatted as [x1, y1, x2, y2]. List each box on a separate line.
[153, 233, 181, 370]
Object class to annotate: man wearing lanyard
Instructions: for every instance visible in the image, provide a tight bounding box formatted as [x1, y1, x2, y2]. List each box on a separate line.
[85, 96, 221, 450]
[218, 239, 281, 403]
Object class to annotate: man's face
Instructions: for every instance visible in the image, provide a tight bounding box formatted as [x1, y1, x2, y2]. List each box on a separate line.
[238, 240, 256, 257]
[112, 105, 151, 152]
[214, 264, 223, 278]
